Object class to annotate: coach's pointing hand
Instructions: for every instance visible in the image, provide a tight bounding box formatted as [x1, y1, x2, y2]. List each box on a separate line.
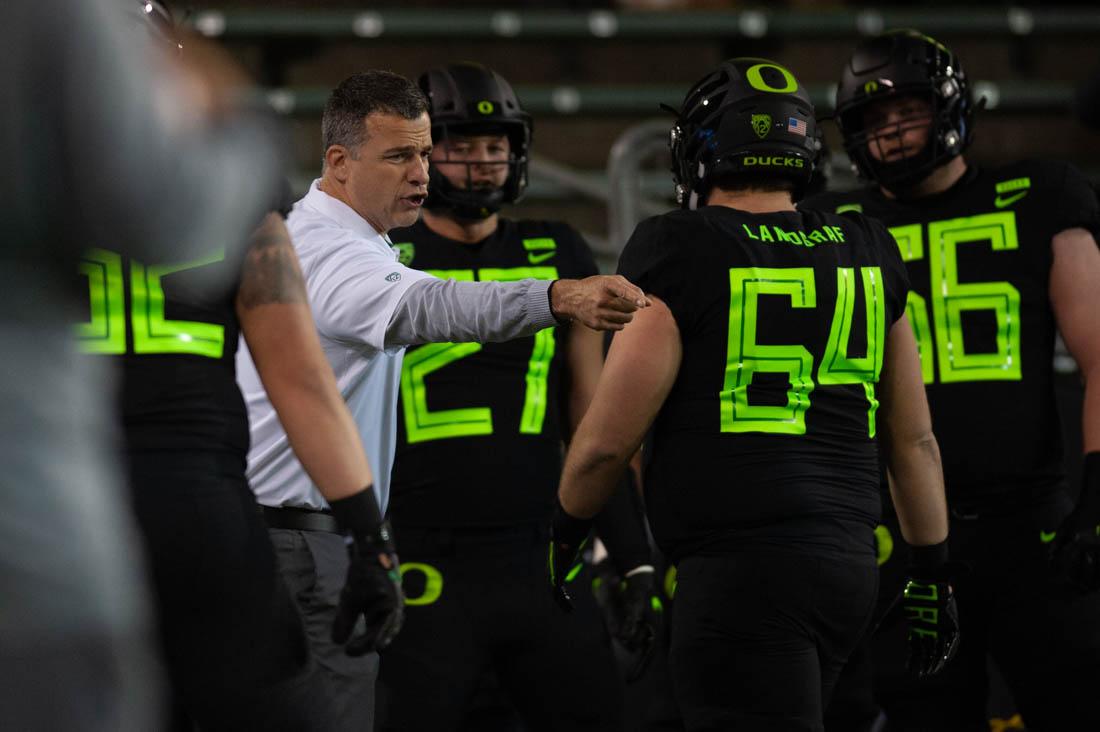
[550, 276, 650, 331]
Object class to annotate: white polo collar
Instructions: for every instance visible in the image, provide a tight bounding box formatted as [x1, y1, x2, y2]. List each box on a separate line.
[300, 178, 392, 246]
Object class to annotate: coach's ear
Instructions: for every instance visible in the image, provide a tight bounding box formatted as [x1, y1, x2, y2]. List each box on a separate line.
[324, 144, 352, 184]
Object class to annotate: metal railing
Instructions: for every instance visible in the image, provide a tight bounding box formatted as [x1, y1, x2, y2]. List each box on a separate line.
[189, 7, 1100, 41]
[261, 81, 1077, 118]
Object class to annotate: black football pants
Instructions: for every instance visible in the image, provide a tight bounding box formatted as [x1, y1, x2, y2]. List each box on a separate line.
[670, 548, 877, 732]
[376, 524, 624, 731]
[128, 453, 333, 730]
[845, 493, 1100, 732]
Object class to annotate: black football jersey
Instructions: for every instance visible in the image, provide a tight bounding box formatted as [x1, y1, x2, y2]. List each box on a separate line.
[802, 160, 1100, 505]
[76, 245, 247, 457]
[387, 218, 600, 528]
[618, 205, 910, 563]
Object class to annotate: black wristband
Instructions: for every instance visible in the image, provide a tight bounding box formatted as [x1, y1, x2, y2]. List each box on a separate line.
[552, 495, 593, 548]
[909, 539, 949, 572]
[328, 486, 383, 537]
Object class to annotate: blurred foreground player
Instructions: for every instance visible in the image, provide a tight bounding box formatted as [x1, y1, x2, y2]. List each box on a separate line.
[551, 58, 959, 731]
[0, 0, 307, 727]
[78, 4, 402, 729]
[805, 29, 1100, 731]
[379, 62, 658, 731]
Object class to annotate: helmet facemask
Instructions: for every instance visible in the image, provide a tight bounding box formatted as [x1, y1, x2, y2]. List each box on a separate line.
[426, 122, 527, 220]
[419, 63, 533, 220]
[835, 30, 976, 195]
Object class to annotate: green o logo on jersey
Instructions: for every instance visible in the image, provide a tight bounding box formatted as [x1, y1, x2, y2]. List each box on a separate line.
[745, 63, 798, 94]
[477, 100, 495, 115]
[874, 525, 894, 566]
[400, 563, 444, 606]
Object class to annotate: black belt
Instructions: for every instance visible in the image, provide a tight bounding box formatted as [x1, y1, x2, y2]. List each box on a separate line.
[262, 505, 341, 534]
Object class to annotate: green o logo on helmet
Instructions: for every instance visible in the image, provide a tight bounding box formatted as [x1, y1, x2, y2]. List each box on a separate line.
[477, 100, 495, 115]
[745, 63, 799, 94]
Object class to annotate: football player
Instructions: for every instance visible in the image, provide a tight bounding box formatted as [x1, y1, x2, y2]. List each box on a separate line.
[551, 57, 958, 730]
[804, 29, 1100, 731]
[378, 62, 658, 732]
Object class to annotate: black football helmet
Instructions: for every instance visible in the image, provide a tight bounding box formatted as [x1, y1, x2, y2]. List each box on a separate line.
[418, 63, 532, 219]
[835, 29, 976, 193]
[669, 58, 819, 209]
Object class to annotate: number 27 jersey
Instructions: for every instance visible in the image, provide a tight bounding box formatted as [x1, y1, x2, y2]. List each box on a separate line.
[617, 205, 909, 562]
[387, 218, 599, 528]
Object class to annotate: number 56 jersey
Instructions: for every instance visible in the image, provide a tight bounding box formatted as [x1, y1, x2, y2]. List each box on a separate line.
[803, 161, 1100, 506]
[617, 206, 909, 563]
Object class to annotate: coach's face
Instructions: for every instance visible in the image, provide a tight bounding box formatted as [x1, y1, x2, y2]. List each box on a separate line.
[335, 111, 432, 234]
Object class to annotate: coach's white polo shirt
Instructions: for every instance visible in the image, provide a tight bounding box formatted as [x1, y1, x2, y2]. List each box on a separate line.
[238, 180, 555, 513]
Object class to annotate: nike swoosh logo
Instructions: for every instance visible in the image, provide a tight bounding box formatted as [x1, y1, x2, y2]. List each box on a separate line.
[1040, 530, 1057, 544]
[528, 252, 555, 264]
[994, 191, 1028, 208]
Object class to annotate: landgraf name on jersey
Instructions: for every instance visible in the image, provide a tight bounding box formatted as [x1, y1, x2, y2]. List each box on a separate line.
[741, 223, 846, 248]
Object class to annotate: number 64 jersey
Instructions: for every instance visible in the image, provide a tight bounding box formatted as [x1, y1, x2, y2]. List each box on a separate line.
[803, 161, 1100, 509]
[617, 206, 909, 564]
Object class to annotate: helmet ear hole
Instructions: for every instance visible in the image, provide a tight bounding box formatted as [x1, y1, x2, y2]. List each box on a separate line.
[944, 129, 961, 153]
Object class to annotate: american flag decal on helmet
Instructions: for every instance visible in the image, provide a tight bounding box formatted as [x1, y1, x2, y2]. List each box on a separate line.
[787, 117, 807, 136]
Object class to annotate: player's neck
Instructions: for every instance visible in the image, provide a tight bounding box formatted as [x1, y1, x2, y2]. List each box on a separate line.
[706, 188, 796, 213]
[422, 208, 499, 244]
[881, 156, 969, 200]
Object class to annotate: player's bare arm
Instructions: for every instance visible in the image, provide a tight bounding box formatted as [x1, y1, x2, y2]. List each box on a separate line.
[878, 314, 949, 547]
[237, 212, 374, 500]
[1050, 227, 1100, 453]
[559, 296, 681, 519]
[565, 323, 605, 436]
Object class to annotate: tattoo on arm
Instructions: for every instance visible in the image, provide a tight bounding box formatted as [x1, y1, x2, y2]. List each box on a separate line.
[237, 215, 309, 308]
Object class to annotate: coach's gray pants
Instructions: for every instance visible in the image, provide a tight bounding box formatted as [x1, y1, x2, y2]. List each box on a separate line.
[270, 529, 380, 731]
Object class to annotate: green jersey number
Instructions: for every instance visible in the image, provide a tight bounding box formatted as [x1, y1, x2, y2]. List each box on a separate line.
[401, 266, 558, 444]
[77, 248, 226, 358]
[888, 212, 1021, 384]
[722, 266, 886, 437]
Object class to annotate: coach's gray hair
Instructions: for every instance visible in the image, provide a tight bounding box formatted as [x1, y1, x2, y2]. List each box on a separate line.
[321, 70, 429, 158]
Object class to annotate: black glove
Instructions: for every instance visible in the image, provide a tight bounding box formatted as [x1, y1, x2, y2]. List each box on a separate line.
[901, 541, 961, 680]
[329, 488, 405, 656]
[1049, 453, 1100, 592]
[549, 497, 592, 613]
[593, 564, 663, 682]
